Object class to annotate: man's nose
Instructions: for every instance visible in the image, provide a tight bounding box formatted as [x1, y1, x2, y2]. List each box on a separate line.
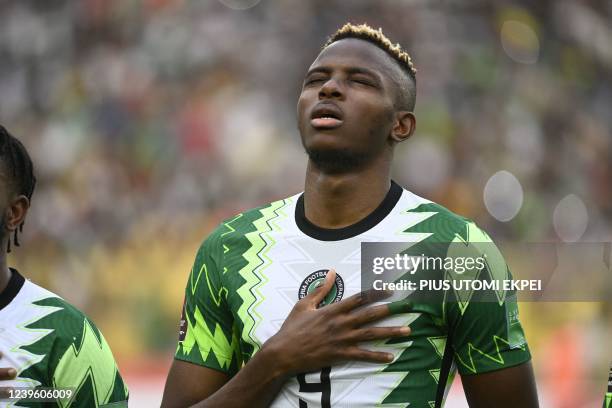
[318, 78, 344, 100]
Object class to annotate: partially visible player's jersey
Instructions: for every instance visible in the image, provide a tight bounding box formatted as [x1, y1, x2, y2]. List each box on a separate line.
[175, 181, 531, 407]
[0, 269, 128, 407]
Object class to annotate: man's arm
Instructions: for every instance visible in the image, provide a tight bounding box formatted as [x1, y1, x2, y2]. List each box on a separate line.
[162, 346, 282, 408]
[162, 270, 413, 408]
[443, 222, 538, 407]
[461, 361, 539, 408]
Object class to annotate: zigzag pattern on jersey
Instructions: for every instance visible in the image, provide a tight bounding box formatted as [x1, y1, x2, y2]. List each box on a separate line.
[377, 202, 449, 407]
[378, 202, 502, 406]
[454, 335, 527, 374]
[180, 301, 239, 371]
[53, 318, 118, 407]
[378, 202, 525, 406]
[17, 297, 127, 407]
[235, 199, 289, 356]
[7, 296, 62, 390]
[180, 212, 251, 373]
[396, 202, 510, 319]
[182, 198, 291, 373]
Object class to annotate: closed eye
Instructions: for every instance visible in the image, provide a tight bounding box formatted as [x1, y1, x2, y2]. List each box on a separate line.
[304, 76, 328, 86]
[352, 79, 374, 86]
[349, 75, 378, 87]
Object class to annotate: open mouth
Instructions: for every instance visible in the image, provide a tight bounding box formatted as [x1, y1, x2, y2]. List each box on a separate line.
[310, 104, 344, 129]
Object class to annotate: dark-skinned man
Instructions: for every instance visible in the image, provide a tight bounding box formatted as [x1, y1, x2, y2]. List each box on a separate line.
[162, 23, 539, 408]
[0, 126, 128, 407]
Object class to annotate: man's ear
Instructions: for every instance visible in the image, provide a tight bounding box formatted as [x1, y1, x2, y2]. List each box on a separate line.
[390, 111, 416, 143]
[5, 195, 30, 232]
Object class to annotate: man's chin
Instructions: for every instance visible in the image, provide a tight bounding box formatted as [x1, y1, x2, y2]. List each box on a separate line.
[305, 146, 369, 174]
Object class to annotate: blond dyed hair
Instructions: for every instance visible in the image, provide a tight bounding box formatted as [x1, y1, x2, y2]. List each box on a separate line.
[324, 23, 417, 79]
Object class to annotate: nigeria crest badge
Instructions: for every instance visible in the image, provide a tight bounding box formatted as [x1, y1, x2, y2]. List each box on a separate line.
[298, 269, 344, 307]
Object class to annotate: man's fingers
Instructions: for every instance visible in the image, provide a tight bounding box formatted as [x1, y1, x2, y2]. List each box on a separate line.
[0, 367, 17, 381]
[0, 352, 17, 398]
[343, 347, 396, 364]
[386, 300, 414, 316]
[306, 269, 336, 308]
[329, 288, 393, 314]
[348, 303, 393, 326]
[0, 365, 16, 398]
[345, 326, 411, 342]
[348, 299, 414, 326]
[0, 352, 17, 381]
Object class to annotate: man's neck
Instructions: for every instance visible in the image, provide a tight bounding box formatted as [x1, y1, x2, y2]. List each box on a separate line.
[303, 161, 392, 229]
[0, 254, 11, 295]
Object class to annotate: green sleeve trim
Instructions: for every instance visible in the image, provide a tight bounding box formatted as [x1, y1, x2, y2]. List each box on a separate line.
[174, 347, 237, 376]
[457, 346, 531, 376]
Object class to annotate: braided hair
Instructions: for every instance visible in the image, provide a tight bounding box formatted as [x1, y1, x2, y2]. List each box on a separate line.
[0, 125, 36, 253]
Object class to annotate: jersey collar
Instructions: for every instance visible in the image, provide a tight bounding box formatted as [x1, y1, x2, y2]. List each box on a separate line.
[295, 180, 403, 241]
[0, 268, 25, 311]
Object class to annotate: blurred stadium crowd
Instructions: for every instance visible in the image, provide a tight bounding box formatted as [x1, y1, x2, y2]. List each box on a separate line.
[1, 0, 610, 406]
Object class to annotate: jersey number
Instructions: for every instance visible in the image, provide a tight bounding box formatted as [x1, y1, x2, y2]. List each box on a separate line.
[297, 366, 331, 408]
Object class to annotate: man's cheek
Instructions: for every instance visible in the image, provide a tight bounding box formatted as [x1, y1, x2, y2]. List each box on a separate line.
[296, 100, 308, 127]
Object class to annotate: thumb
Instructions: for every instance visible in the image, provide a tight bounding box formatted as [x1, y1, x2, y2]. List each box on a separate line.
[307, 269, 336, 308]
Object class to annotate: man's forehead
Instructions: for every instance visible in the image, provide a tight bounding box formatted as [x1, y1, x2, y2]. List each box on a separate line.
[309, 38, 396, 74]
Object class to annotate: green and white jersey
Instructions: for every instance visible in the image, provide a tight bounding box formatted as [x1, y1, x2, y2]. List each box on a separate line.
[0, 269, 128, 407]
[175, 181, 531, 407]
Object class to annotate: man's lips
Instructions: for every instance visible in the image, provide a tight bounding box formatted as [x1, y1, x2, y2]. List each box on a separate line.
[310, 117, 343, 129]
[310, 103, 344, 129]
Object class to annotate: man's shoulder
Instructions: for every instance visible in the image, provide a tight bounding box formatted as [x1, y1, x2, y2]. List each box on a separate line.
[18, 280, 106, 343]
[4, 278, 96, 355]
[2, 279, 127, 403]
[206, 193, 299, 244]
[10, 280, 125, 387]
[398, 187, 476, 238]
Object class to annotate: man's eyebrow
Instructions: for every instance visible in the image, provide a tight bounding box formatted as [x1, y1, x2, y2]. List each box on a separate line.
[305, 66, 382, 80]
[345, 67, 380, 79]
[304, 66, 332, 77]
